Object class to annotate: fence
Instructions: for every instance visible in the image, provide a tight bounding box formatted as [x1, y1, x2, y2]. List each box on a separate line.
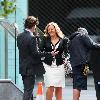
[29, 0, 100, 36]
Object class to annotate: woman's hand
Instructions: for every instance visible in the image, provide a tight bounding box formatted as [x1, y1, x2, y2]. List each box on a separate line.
[51, 49, 59, 56]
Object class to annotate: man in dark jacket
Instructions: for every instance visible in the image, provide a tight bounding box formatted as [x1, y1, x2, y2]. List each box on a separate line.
[17, 16, 43, 100]
[17, 16, 58, 100]
[68, 27, 100, 100]
[90, 48, 100, 100]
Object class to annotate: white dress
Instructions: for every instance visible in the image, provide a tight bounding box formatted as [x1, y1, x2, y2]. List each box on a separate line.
[43, 41, 65, 88]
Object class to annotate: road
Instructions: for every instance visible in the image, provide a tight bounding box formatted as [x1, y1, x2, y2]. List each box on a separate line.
[60, 86, 96, 100]
[33, 84, 97, 100]
[33, 75, 97, 100]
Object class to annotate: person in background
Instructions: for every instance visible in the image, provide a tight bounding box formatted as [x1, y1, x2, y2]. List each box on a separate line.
[68, 27, 100, 100]
[90, 44, 100, 100]
[17, 16, 58, 100]
[40, 22, 69, 100]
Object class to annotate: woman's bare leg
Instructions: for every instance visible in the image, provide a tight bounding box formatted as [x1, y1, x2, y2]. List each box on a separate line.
[46, 86, 54, 100]
[55, 87, 62, 100]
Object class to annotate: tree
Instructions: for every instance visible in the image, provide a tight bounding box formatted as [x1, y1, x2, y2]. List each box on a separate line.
[0, 0, 16, 17]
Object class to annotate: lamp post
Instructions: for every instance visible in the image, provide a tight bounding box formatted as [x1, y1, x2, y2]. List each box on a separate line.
[14, 4, 17, 84]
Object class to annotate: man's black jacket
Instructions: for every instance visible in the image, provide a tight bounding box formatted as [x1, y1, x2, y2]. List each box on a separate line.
[69, 32, 100, 67]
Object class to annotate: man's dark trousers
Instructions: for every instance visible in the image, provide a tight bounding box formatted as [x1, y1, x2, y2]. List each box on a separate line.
[22, 75, 35, 100]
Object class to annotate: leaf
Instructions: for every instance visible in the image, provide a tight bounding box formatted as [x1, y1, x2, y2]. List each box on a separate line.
[0, 0, 16, 17]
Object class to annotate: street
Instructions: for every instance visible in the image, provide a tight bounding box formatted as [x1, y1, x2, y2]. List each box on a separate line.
[33, 85, 96, 100]
[33, 75, 97, 100]
[60, 86, 96, 100]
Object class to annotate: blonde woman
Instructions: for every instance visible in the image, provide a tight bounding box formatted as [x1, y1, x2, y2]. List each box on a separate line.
[40, 22, 69, 100]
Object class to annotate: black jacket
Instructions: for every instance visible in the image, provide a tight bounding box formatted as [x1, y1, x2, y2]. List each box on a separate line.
[69, 32, 100, 67]
[40, 36, 69, 66]
[17, 30, 51, 76]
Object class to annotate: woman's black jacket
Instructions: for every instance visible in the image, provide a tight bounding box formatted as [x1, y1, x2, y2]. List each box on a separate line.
[39, 36, 69, 66]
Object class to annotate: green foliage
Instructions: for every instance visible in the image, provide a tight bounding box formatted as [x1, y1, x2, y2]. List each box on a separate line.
[0, 0, 16, 17]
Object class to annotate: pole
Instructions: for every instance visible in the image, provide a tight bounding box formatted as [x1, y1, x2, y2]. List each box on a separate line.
[15, 4, 16, 84]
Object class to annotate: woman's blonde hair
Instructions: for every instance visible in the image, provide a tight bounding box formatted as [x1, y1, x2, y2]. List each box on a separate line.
[44, 22, 64, 38]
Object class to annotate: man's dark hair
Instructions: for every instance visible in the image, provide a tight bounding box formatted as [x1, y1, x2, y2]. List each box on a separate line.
[24, 16, 39, 29]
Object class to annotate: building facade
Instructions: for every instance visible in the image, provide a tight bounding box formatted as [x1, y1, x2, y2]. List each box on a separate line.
[0, 0, 28, 91]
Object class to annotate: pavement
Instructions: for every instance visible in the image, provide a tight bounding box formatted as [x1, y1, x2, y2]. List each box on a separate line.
[33, 75, 97, 100]
[57, 86, 96, 100]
